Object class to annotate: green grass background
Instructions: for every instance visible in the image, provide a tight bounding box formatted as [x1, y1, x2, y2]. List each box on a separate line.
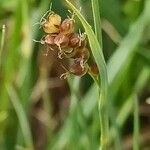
[0, 0, 150, 150]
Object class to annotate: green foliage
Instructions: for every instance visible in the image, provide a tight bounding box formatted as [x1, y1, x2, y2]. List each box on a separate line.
[0, 0, 150, 150]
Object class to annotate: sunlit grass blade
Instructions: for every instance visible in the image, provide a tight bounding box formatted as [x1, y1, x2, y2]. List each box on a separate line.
[7, 85, 33, 149]
[91, 0, 102, 46]
[91, 1, 121, 148]
[65, 0, 109, 149]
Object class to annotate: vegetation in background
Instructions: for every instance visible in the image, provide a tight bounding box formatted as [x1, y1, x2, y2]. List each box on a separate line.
[0, 0, 150, 150]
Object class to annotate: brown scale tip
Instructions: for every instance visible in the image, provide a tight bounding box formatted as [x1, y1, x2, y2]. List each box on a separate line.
[69, 59, 88, 76]
[60, 19, 74, 35]
[89, 63, 99, 75]
[43, 34, 57, 45]
[69, 33, 80, 48]
[54, 34, 69, 48]
[72, 47, 90, 63]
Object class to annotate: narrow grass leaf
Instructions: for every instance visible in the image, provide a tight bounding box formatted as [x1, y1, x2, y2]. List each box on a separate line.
[91, 0, 102, 46]
[7, 85, 34, 150]
[65, 0, 109, 149]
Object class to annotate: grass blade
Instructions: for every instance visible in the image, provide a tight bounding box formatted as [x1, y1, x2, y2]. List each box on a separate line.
[91, 0, 102, 46]
[7, 85, 34, 149]
[66, 0, 109, 149]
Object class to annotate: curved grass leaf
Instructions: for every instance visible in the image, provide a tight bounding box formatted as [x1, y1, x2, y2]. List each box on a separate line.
[65, 0, 109, 149]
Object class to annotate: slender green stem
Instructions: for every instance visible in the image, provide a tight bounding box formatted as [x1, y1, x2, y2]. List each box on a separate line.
[98, 83, 109, 150]
[133, 94, 140, 150]
[91, 0, 109, 149]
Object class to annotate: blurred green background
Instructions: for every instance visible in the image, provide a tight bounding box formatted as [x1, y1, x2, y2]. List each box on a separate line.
[0, 0, 150, 150]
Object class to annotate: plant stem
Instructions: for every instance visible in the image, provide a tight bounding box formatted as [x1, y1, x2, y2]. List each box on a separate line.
[133, 94, 140, 150]
[91, 0, 109, 148]
[98, 75, 109, 150]
[66, 1, 109, 149]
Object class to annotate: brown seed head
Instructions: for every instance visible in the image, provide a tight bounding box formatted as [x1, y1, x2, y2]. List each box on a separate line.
[37, 11, 91, 78]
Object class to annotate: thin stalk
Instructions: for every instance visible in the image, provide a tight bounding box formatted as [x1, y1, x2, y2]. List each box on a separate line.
[91, 0, 108, 149]
[133, 94, 140, 150]
[98, 81, 109, 150]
